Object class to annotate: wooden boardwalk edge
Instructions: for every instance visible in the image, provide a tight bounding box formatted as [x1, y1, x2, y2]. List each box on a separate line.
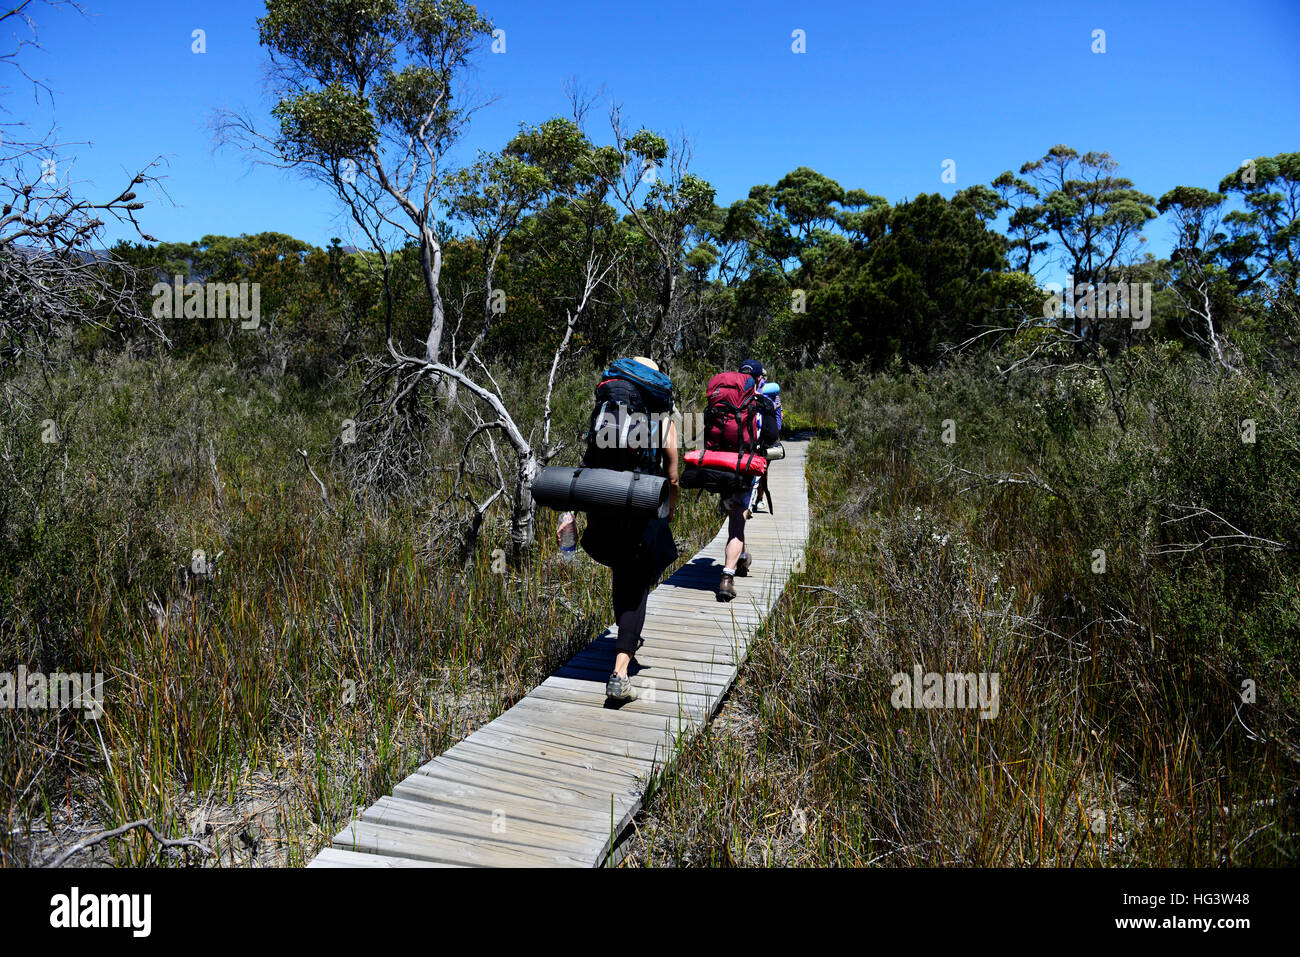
[308, 440, 810, 868]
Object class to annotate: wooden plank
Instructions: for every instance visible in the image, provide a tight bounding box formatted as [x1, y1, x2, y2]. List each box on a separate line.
[307, 847, 451, 868]
[553, 659, 730, 698]
[531, 677, 712, 721]
[417, 749, 641, 806]
[431, 738, 644, 790]
[648, 588, 767, 610]
[403, 757, 643, 863]
[639, 581, 760, 603]
[479, 708, 676, 762]
[584, 634, 741, 665]
[554, 665, 730, 702]
[562, 646, 738, 684]
[333, 819, 590, 867]
[451, 720, 666, 779]
[636, 606, 761, 631]
[503, 696, 691, 747]
[405, 748, 634, 816]
[364, 796, 599, 853]
[631, 621, 751, 645]
[527, 677, 710, 720]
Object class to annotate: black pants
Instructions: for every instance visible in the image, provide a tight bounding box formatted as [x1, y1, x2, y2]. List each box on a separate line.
[611, 563, 653, 655]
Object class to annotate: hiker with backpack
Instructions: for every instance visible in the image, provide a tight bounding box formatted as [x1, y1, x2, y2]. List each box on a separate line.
[575, 357, 680, 702]
[739, 359, 782, 516]
[698, 365, 764, 602]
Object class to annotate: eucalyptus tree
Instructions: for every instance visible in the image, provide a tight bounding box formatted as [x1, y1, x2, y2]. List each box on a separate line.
[1157, 185, 1238, 371]
[721, 167, 886, 281]
[991, 170, 1050, 275]
[1217, 152, 1300, 298]
[1017, 145, 1156, 341]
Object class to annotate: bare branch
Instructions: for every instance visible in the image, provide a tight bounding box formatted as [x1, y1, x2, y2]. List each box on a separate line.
[46, 818, 213, 867]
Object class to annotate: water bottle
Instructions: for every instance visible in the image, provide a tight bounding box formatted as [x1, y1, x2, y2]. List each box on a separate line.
[557, 511, 578, 560]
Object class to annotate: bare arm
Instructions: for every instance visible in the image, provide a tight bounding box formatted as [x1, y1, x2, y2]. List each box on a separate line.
[664, 419, 680, 522]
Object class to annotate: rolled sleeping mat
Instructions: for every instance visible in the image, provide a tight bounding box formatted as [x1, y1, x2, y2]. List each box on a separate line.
[764, 442, 786, 461]
[532, 466, 670, 519]
[761, 381, 780, 397]
[683, 449, 768, 476]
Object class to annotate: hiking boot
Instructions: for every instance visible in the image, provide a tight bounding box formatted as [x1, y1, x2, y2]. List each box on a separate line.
[605, 672, 635, 701]
[717, 572, 736, 602]
[736, 552, 752, 577]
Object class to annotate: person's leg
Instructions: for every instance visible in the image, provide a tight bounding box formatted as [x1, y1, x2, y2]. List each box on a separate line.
[725, 501, 746, 570]
[611, 564, 651, 678]
[718, 501, 745, 601]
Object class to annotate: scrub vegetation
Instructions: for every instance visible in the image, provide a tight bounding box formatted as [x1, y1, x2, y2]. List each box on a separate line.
[1, 0, 1295, 865]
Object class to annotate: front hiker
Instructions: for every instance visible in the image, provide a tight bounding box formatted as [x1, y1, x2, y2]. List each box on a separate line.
[577, 357, 680, 701]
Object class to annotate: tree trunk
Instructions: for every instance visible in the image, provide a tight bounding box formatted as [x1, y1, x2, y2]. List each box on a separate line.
[421, 234, 445, 364]
[510, 449, 539, 561]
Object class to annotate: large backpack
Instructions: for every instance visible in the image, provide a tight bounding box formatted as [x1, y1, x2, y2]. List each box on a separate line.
[582, 360, 673, 476]
[704, 372, 759, 453]
[603, 357, 673, 409]
[682, 372, 768, 505]
[580, 359, 677, 572]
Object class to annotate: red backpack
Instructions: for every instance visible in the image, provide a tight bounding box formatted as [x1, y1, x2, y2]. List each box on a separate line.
[704, 372, 758, 453]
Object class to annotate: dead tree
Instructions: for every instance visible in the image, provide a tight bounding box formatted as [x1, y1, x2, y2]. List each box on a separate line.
[1, 1, 164, 374]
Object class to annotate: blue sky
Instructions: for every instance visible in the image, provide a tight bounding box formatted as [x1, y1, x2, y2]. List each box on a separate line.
[8, 0, 1299, 270]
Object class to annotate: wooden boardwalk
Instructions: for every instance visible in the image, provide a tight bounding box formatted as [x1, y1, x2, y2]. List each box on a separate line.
[309, 440, 809, 868]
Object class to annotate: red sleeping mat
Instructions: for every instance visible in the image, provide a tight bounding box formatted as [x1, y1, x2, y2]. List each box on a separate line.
[683, 449, 768, 476]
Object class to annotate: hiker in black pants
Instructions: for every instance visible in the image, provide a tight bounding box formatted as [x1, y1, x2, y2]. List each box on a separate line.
[579, 357, 680, 702]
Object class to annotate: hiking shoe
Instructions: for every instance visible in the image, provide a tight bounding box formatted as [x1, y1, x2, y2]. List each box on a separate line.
[605, 672, 635, 701]
[736, 552, 752, 577]
[717, 572, 736, 602]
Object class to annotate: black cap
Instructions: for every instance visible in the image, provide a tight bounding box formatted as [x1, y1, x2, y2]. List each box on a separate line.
[738, 358, 764, 379]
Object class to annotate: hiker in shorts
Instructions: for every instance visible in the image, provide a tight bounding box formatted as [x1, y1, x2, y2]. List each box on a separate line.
[716, 363, 762, 602]
[717, 481, 751, 602]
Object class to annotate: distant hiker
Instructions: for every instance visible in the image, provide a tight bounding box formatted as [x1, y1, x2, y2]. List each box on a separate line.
[701, 366, 762, 601]
[738, 358, 782, 516]
[578, 357, 680, 701]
